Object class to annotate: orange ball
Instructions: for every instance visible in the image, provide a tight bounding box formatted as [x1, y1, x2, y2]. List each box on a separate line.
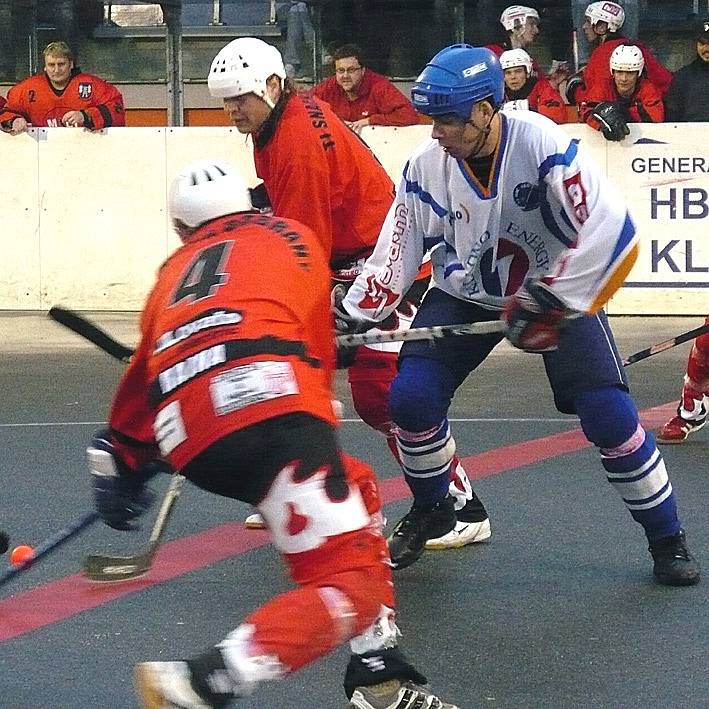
[10, 545, 35, 566]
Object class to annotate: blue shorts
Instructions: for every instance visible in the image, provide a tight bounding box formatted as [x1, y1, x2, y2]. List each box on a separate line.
[398, 288, 628, 415]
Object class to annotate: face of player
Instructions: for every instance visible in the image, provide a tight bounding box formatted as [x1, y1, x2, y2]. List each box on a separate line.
[44, 53, 73, 89]
[334, 56, 364, 94]
[504, 66, 527, 91]
[698, 39, 709, 62]
[582, 17, 607, 43]
[613, 69, 638, 97]
[430, 101, 499, 160]
[223, 93, 271, 133]
[516, 17, 539, 47]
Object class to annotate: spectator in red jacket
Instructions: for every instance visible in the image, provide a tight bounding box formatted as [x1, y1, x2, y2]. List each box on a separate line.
[567, 2, 671, 104]
[500, 48, 567, 123]
[0, 41, 124, 134]
[582, 44, 664, 141]
[311, 43, 418, 134]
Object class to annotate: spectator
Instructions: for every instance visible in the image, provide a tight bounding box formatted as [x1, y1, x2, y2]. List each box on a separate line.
[278, 1, 314, 78]
[500, 48, 567, 123]
[566, 2, 671, 105]
[581, 44, 663, 140]
[664, 18, 709, 122]
[571, 0, 641, 68]
[0, 41, 124, 134]
[311, 43, 419, 133]
[658, 318, 709, 444]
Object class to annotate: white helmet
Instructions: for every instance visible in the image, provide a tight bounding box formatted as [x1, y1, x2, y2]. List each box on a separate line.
[168, 160, 253, 232]
[584, 2, 625, 33]
[500, 48, 534, 75]
[208, 37, 286, 108]
[500, 5, 540, 31]
[610, 44, 644, 74]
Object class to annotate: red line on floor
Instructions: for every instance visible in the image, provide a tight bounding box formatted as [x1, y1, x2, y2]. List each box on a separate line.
[0, 403, 674, 642]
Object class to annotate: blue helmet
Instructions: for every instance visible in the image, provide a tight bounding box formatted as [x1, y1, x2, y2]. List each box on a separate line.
[411, 44, 505, 119]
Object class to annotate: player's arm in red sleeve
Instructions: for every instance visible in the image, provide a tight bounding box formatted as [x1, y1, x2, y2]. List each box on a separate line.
[367, 81, 418, 126]
[82, 77, 125, 128]
[107, 303, 161, 470]
[529, 79, 567, 124]
[579, 80, 612, 129]
[267, 140, 335, 258]
[632, 81, 664, 123]
[0, 84, 29, 129]
[641, 49, 673, 96]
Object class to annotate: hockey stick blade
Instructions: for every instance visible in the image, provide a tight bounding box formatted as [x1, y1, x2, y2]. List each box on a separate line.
[0, 511, 99, 589]
[623, 322, 709, 367]
[48, 306, 134, 364]
[337, 320, 507, 348]
[83, 474, 185, 582]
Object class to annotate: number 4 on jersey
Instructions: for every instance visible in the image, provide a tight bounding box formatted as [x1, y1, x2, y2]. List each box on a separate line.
[172, 241, 233, 305]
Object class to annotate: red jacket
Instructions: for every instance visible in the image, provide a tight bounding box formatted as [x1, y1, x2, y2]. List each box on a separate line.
[311, 69, 418, 126]
[579, 39, 672, 101]
[0, 69, 124, 129]
[504, 77, 567, 124]
[582, 76, 664, 128]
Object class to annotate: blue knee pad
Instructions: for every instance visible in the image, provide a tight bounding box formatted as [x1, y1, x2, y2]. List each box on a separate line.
[389, 358, 453, 432]
[575, 387, 639, 449]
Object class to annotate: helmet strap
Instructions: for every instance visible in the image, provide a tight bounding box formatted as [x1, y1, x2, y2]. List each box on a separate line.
[466, 103, 499, 159]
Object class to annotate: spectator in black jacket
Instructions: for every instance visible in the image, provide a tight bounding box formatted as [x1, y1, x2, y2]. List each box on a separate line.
[665, 18, 709, 121]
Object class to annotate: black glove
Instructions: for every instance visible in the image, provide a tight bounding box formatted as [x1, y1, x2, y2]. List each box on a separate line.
[88, 430, 160, 530]
[331, 283, 372, 337]
[565, 75, 585, 104]
[590, 102, 629, 142]
[503, 279, 578, 353]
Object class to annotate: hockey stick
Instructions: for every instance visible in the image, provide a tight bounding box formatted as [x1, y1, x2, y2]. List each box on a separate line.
[0, 511, 99, 589]
[622, 322, 709, 367]
[48, 306, 133, 364]
[336, 320, 507, 347]
[83, 472, 186, 582]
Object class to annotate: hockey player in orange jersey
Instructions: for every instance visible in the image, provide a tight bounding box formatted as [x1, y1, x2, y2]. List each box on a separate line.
[0, 41, 124, 134]
[206, 37, 491, 549]
[87, 160, 460, 709]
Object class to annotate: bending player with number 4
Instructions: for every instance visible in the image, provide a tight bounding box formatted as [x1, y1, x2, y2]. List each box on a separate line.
[335, 44, 700, 586]
[89, 160, 459, 708]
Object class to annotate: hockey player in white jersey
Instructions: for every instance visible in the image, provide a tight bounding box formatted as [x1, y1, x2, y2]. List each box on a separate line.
[334, 44, 700, 586]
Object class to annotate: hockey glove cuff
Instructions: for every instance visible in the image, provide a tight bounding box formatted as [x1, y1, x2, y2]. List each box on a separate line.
[503, 279, 578, 353]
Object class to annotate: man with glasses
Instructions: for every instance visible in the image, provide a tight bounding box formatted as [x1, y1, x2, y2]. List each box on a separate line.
[312, 43, 418, 134]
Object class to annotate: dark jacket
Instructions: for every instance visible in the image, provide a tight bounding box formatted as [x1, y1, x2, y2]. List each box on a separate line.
[664, 57, 709, 122]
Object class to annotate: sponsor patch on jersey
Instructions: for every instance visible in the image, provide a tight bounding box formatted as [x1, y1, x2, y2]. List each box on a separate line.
[78, 82, 92, 99]
[155, 309, 243, 354]
[158, 344, 227, 395]
[210, 360, 298, 416]
[154, 400, 187, 456]
[513, 182, 540, 211]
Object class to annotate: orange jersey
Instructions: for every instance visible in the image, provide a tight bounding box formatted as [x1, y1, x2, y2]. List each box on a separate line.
[253, 93, 395, 268]
[108, 213, 336, 471]
[0, 70, 125, 128]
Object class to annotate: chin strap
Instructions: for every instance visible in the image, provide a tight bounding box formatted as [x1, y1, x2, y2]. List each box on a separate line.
[466, 105, 499, 158]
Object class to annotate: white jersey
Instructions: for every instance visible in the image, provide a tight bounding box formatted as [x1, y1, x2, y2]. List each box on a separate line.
[343, 110, 638, 322]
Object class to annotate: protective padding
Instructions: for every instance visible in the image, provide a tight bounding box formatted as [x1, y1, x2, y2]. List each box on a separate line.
[411, 44, 505, 118]
[389, 357, 455, 432]
[575, 386, 639, 450]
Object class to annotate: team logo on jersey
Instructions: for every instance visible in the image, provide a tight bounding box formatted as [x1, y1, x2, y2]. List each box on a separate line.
[78, 82, 92, 99]
[513, 182, 540, 211]
[479, 238, 529, 297]
[357, 274, 398, 316]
